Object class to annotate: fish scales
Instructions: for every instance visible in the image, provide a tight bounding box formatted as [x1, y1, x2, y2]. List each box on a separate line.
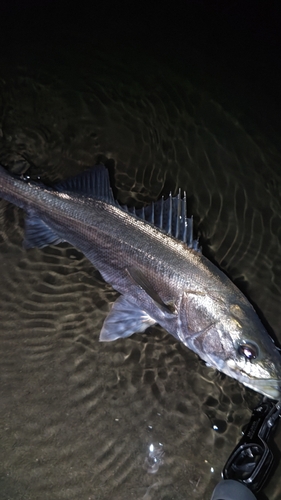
[0, 164, 281, 399]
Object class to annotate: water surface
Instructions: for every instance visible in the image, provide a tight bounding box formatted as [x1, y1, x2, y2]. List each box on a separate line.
[0, 13, 281, 500]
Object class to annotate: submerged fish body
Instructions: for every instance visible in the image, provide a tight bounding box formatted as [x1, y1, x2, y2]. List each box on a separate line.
[0, 164, 281, 399]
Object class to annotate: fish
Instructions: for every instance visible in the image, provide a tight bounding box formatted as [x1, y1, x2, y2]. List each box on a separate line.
[0, 163, 281, 399]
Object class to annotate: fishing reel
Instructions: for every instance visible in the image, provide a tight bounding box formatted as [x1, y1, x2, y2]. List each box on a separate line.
[211, 399, 281, 500]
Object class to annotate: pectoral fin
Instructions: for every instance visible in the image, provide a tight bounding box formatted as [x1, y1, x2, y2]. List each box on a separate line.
[126, 267, 175, 314]
[99, 295, 156, 342]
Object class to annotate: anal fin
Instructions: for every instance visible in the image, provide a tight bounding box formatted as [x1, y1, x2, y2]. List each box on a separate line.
[24, 214, 64, 249]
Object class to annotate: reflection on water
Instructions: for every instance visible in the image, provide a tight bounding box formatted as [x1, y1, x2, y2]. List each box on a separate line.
[145, 442, 164, 474]
[0, 34, 281, 500]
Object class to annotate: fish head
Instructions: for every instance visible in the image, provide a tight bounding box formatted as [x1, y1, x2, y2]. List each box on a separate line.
[221, 302, 281, 399]
[177, 291, 281, 399]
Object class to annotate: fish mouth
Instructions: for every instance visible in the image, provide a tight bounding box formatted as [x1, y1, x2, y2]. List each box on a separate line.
[220, 357, 281, 399]
[209, 355, 281, 399]
[242, 378, 281, 400]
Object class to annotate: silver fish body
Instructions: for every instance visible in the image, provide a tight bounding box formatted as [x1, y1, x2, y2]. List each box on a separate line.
[0, 164, 281, 399]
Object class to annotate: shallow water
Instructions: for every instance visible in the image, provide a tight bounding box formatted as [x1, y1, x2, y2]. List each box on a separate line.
[1, 14, 281, 500]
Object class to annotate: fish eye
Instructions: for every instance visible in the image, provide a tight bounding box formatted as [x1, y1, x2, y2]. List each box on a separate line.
[238, 342, 259, 360]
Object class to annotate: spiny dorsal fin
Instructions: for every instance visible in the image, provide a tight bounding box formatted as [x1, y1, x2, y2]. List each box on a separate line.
[124, 190, 199, 251]
[55, 165, 199, 250]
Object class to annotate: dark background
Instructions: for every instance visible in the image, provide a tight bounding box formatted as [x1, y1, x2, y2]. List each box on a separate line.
[1, 0, 280, 145]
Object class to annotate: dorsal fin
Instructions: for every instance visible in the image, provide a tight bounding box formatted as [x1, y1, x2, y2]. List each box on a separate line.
[54, 165, 199, 251]
[124, 190, 199, 251]
[55, 165, 115, 204]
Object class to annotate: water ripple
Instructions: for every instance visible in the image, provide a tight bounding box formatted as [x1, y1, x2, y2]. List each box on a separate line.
[1, 43, 281, 500]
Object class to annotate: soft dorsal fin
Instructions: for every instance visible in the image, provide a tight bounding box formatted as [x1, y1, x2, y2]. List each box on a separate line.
[55, 165, 199, 251]
[55, 165, 115, 204]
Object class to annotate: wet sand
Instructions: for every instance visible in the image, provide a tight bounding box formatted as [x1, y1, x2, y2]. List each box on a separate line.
[1, 4, 281, 499]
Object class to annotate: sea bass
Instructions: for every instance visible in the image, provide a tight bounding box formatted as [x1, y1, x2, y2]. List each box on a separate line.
[0, 164, 280, 399]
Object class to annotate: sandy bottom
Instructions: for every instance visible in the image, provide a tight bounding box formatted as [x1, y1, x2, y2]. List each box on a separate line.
[1, 33, 281, 500]
[0, 231, 261, 500]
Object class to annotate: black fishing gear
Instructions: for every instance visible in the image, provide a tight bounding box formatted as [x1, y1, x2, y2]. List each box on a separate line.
[211, 399, 281, 500]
